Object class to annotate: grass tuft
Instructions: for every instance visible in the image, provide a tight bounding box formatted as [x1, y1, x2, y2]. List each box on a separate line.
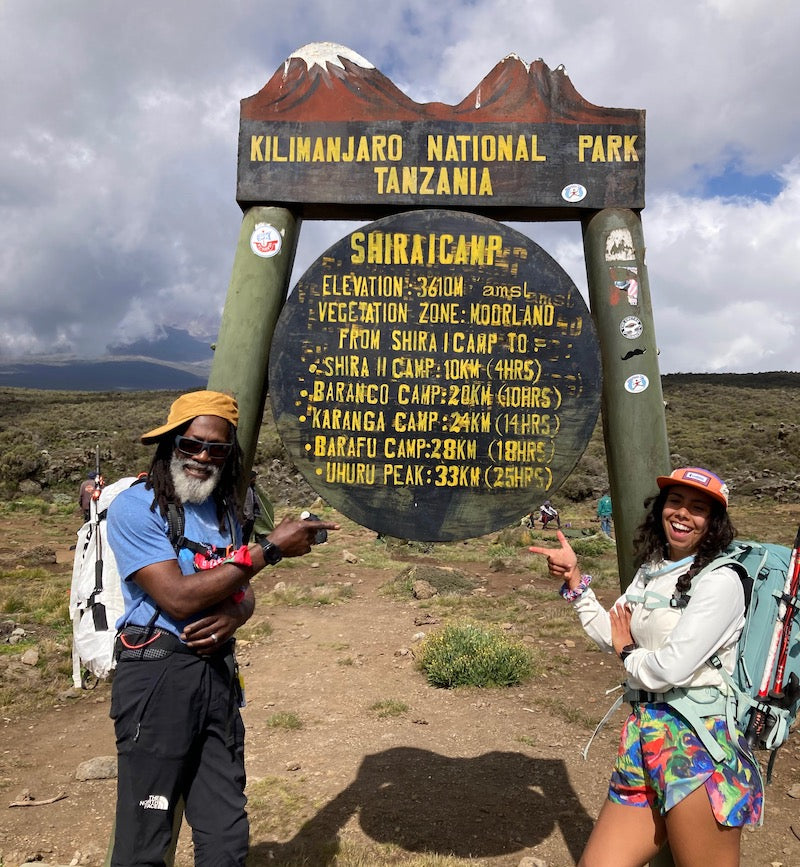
[266, 711, 303, 730]
[369, 698, 409, 718]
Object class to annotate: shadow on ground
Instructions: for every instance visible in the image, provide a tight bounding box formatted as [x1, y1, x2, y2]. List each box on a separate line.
[249, 747, 593, 864]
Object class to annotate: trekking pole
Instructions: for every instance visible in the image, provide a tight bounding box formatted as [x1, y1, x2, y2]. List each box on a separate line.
[769, 526, 800, 701]
[745, 526, 800, 747]
[92, 444, 103, 584]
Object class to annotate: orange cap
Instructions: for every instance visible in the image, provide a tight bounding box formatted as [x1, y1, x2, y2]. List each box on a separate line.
[140, 390, 239, 444]
[656, 466, 729, 508]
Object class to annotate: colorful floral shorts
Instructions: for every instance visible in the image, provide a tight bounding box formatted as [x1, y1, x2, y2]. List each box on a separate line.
[608, 703, 763, 825]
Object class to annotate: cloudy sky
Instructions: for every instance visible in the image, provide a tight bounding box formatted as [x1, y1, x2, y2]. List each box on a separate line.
[2, 0, 798, 374]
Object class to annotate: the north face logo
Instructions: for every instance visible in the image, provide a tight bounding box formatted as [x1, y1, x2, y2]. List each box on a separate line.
[139, 794, 169, 811]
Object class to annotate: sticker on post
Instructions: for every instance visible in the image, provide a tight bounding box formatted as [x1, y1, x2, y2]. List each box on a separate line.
[624, 374, 649, 394]
[250, 223, 282, 258]
[608, 266, 638, 307]
[621, 348, 646, 361]
[561, 183, 587, 203]
[620, 316, 643, 339]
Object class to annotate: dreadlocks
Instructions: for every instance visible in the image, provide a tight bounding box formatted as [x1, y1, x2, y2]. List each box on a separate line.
[144, 421, 244, 532]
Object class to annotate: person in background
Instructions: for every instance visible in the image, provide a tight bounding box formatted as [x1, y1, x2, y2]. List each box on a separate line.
[241, 470, 262, 544]
[539, 499, 561, 530]
[106, 390, 339, 866]
[78, 472, 96, 522]
[529, 467, 762, 867]
[597, 491, 613, 538]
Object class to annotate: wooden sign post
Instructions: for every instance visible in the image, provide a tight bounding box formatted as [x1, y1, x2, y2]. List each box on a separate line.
[202, 41, 674, 867]
[211, 41, 669, 574]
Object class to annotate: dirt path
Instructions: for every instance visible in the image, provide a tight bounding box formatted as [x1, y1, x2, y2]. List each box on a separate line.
[2, 517, 800, 866]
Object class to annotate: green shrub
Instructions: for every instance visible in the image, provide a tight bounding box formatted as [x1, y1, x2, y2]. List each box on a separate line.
[570, 535, 615, 557]
[0, 441, 41, 493]
[417, 620, 535, 688]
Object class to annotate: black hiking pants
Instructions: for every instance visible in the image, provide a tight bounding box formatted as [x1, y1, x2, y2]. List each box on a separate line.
[110, 644, 247, 866]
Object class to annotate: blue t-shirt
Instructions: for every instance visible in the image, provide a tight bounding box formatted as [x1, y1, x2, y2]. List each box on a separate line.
[106, 482, 241, 636]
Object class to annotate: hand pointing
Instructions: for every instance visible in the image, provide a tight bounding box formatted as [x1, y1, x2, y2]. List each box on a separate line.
[529, 530, 581, 586]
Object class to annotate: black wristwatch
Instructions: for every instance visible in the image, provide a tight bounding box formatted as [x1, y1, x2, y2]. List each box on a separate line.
[259, 539, 283, 566]
[619, 643, 637, 662]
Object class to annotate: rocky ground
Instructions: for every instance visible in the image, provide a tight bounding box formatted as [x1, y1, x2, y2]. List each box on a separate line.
[2, 507, 800, 866]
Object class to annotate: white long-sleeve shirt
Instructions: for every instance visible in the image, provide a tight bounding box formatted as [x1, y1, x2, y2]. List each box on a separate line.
[573, 559, 745, 693]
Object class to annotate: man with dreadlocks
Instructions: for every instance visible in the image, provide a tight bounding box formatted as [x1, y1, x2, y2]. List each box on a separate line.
[106, 390, 338, 866]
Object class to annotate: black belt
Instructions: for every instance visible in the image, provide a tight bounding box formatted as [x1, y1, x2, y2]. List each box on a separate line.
[115, 625, 232, 662]
[628, 690, 667, 704]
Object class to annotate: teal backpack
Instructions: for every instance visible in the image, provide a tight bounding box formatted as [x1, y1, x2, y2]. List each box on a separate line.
[586, 538, 800, 785]
[680, 539, 800, 780]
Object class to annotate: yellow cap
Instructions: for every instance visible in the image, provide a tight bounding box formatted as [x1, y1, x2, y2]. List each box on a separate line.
[140, 390, 239, 444]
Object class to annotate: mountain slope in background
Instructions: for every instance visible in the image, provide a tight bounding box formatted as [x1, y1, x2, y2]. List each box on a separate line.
[0, 327, 213, 391]
[106, 327, 214, 363]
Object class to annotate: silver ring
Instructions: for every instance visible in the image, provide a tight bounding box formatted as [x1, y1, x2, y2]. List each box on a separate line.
[211, 633, 218, 643]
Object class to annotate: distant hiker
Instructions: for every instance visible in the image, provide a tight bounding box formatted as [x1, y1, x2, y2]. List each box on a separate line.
[597, 492, 613, 537]
[529, 467, 763, 865]
[78, 472, 96, 521]
[241, 470, 261, 544]
[539, 500, 561, 530]
[105, 389, 339, 865]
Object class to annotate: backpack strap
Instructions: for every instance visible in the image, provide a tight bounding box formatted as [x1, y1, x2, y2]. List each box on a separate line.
[582, 684, 732, 764]
[165, 499, 238, 555]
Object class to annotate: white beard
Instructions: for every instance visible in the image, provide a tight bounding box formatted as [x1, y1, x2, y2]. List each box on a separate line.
[170, 455, 221, 504]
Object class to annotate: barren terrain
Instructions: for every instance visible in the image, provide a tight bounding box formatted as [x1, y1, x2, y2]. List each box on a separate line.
[2, 505, 800, 867]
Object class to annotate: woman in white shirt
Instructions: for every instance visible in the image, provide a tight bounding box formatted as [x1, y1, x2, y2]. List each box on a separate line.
[530, 467, 763, 867]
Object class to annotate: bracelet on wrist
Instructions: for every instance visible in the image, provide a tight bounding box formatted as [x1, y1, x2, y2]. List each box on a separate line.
[560, 574, 592, 602]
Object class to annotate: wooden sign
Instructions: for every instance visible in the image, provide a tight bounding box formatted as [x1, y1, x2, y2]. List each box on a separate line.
[237, 44, 645, 218]
[269, 209, 601, 541]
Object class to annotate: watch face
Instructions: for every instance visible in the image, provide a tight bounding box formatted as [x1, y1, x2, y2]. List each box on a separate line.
[261, 541, 281, 565]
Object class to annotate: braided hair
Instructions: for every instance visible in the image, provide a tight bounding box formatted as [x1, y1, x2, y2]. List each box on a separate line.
[144, 420, 244, 533]
[632, 487, 737, 601]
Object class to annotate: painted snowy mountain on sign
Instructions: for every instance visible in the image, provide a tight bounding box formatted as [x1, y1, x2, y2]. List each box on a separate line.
[241, 42, 640, 124]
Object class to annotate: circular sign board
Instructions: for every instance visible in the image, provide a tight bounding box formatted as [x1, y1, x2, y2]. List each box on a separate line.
[269, 209, 601, 541]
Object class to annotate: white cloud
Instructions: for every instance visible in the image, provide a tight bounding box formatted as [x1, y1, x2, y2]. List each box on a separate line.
[645, 158, 800, 371]
[0, 0, 799, 372]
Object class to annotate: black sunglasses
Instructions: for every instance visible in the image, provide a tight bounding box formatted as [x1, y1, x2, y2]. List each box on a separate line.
[174, 434, 233, 460]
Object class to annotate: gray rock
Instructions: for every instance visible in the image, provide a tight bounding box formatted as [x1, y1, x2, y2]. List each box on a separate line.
[75, 755, 117, 781]
[412, 579, 437, 599]
[20, 648, 39, 666]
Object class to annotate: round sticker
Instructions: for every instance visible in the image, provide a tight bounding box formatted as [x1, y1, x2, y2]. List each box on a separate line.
[268, 209, 602, 542]
[250, 222, 282, 258]
[619, 316, 643, 339]
[561, 183, 587, 203]
[624, 374, 649, 394]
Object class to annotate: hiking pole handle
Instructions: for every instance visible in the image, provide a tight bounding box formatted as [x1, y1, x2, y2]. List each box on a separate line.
[745, 699, 772, 748]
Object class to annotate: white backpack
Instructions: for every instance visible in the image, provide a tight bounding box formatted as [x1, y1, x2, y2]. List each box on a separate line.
[69, 477, 138, 687]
